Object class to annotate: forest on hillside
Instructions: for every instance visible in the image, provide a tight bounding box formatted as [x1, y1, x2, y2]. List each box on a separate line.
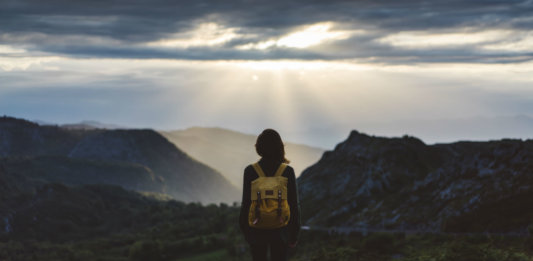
[2, 183, 533, 261]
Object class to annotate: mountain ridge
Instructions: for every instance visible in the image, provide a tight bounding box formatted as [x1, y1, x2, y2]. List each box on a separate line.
[298, 129, 533, 233]
[0, 116, 238, 204]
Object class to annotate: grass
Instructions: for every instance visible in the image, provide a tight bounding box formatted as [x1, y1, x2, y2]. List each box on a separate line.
[178, 249, 233, 261]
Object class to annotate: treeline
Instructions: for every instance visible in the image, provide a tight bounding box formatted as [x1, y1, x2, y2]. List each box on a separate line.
[0, 183, 245, 261]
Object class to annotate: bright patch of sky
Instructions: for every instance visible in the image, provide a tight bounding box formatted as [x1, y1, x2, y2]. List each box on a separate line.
[237, 22, 355, 49]
[1, 0, 533, 148]
[146, 23, 242, 48]
[378, 29, 513, 48]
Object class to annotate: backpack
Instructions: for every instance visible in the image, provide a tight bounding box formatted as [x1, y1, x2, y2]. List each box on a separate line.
[248, 162, 291, 229]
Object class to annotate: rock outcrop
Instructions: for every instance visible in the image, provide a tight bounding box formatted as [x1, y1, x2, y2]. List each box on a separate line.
[298, 130, 533, 233]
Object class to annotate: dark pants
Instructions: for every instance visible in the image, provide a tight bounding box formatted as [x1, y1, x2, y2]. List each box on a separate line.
[249, 239, 288, 261]
[246, 227, 290, 261]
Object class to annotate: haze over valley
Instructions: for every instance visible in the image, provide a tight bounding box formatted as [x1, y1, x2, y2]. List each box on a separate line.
[160, 127, 324, 187]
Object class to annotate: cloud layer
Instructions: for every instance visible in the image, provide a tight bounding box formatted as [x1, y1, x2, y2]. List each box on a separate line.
[2, 0, 532, 63]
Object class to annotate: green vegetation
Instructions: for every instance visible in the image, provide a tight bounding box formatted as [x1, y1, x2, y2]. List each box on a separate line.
[0, 184, 246, 261]
[292, 231, 533, 261]
[2, 184, 533, 261]
[1, 155, 163, 195]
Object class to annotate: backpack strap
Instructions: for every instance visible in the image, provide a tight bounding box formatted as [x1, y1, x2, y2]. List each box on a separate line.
[254, 191, 261, 224]
[252, 162, 266, 177]
[274, 163, 287, 177]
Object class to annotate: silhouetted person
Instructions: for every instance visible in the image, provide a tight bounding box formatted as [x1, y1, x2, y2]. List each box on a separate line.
[239, 129, 301, 261]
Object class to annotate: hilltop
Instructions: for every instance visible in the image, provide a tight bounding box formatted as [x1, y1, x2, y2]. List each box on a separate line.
[0, 116, 238, 204]
[298, 130, 533, 233]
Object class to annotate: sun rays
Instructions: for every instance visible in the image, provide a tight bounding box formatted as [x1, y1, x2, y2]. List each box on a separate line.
[2, 52, 533, 149]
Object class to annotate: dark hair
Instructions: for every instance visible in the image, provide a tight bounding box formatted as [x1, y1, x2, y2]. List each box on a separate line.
[255, 129, 290, 164]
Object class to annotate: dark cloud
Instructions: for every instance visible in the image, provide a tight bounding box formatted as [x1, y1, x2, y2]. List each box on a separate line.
[1, 0, 532, 63]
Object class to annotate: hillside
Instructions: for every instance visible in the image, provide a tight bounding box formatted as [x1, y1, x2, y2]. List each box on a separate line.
[0, 183, 244, 260]
[159, 127, 324, 187]
[1, 155, 164, 195]
[298, 130, 533, 233]
[0, 116, 238, 204]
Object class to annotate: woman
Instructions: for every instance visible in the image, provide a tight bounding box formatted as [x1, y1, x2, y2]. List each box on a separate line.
[239, 129, 301, 261]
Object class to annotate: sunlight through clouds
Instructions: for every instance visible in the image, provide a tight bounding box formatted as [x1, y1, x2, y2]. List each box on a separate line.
[2, 55, 533, 147]
[378, 29, 514, 48]
[276, 22, 352, 48]
[0, 56, 59, 71]
[0, 44, 60, 71]
[237, 22, 356, 50]
[0, 44, 27, 54]
[146, 23, 244, 48]
[483, 31, 533, 52]
[232, 60, 371, 71]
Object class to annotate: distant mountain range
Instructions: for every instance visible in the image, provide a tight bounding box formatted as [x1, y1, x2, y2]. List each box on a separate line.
[159, 127, 324, 188]
[33, 119, 127, 130]
[0, 116, 238, 204]
[30, 114, 533, 150]
[60, 120, 126, 130]
[298, 130, 533, 233]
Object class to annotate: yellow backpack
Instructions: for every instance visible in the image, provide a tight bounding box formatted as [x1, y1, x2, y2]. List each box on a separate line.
[248, 162, 291, 229]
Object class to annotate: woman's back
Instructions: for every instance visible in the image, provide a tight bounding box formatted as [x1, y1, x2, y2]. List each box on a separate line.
[239, 129, 301, 261]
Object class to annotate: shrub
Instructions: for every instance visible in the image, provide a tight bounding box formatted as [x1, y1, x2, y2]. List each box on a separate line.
[362, 232, 397, 254]
[128, 240, 163, 261]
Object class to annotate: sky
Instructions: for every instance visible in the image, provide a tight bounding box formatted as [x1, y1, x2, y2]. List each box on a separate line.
[1, 0, 533, 149]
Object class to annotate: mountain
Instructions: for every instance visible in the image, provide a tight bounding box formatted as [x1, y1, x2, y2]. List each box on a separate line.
[159, 127, 324, 187]
[68, 129, 238, 203]
[0, 116, 238, 204]
[1, 155, 164, 195]
[298, 130, 533, 233]
[60, 120, 126, 130]
[0, 116, 88, 157]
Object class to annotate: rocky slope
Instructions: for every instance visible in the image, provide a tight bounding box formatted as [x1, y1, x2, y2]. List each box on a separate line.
[298, 130, 533, 233]
[160, 127, 324, 187]
[0, 116, 238, 204]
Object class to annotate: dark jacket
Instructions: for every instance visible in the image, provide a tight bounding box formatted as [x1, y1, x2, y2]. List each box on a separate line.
[239, 158, 301, 245]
